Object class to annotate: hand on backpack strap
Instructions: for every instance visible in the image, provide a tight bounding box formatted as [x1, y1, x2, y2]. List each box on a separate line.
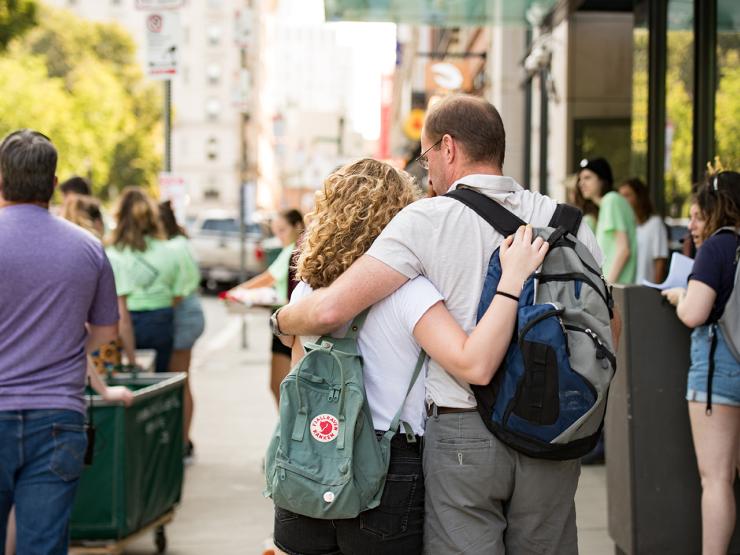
[499, 225, 549, 291]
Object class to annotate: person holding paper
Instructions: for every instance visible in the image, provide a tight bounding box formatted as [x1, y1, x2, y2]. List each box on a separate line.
[662, 170, 740, 555]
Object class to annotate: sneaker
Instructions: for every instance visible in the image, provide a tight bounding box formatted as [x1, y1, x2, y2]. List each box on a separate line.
[183, 441, 195, 465]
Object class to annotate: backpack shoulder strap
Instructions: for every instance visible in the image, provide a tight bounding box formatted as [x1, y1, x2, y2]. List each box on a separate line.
[548, 204, 583, 236]
[445, 187, 525, 237]
[384, 350, 426, 442]
[344, 308, 371, 340]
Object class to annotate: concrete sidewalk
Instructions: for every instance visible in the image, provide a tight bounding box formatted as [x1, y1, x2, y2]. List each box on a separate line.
[124, 297, 614, 554]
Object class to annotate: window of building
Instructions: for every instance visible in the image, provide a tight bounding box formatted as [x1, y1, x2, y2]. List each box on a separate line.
[664, 0, 694, 217]
[206, 64, 222, 85]
[207, 25, 222, 46]
[205, 98, 222, 120]
[203, 188, 221, 201]
[631, 3, 649, 182]
[206, 137, 219, 161]
[715, 0, 739, 168]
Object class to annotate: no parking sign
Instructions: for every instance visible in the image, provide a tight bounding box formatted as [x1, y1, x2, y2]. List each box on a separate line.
[146, 11, 181, 80]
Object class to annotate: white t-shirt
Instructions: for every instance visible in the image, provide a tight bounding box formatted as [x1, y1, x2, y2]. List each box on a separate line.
[636, 214, 669, 283]
[291, 277, 443, 436]
[367, 174, 604, 408]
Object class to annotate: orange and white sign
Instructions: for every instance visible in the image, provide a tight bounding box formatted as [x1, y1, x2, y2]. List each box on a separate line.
[425, 61, 473, 93]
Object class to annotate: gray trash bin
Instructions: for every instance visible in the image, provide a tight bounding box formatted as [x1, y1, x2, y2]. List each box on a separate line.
[606, 285, 740, 554]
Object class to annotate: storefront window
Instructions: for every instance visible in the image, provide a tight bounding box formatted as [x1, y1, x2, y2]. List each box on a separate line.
[630, 4, 649, 181]
[664, 0, 694, 217]
[715, 0, 740, 169]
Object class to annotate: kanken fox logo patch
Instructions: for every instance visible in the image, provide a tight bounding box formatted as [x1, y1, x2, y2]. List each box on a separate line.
[310, 414, 339, 442]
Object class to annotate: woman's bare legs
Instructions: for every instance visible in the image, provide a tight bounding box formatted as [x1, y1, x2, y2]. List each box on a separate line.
[688, 401, 740, 555]
[5, 507, 15, 555]
[169, 349, 194, 446]
[270, 353, 291, 405]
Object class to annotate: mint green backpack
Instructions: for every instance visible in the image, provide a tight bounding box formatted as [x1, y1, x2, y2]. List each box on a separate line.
[264, 310, 425, 519]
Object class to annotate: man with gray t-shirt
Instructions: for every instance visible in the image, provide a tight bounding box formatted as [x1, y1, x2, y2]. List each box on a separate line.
[276, 96, 618, 554]
[0, 130, 119, 554]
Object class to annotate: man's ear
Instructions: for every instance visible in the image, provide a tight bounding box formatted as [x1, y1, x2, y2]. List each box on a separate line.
[53, 175, 59, 189]
[443, 134, 456, 164]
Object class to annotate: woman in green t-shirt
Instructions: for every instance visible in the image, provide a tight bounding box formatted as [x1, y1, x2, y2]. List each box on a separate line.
[577, 158, 638, 285]
[107, 188, 186, 373]
[231, 209, 304, 405]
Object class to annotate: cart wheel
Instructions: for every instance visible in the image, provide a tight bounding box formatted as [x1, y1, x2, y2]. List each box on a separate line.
[155, 526, 167, 553]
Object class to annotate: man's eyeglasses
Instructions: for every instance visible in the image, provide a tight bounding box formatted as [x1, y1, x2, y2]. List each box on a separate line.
[415, 138, 443, 170]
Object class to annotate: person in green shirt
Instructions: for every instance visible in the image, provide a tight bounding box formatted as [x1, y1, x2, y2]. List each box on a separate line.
[159, 200, 205, 460]
[231, 209, 304, 404]
[577, 158, 638, 285]
[107, 187, 187, 373]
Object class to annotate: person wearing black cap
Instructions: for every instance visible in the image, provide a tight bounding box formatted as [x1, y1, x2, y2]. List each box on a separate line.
[577, 157, 637, 284]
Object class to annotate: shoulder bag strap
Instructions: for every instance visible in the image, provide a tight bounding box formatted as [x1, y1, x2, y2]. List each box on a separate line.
[344, 308, 371, 340]
[445, 187, 526, 237]
[384, 350, 427, 443]
[548, 204, 583, 236]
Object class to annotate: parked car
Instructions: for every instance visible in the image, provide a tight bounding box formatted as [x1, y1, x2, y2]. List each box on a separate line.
[189, 211, 267, 290]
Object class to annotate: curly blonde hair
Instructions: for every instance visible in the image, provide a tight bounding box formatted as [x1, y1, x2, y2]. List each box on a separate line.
[296, 158, 420, 289]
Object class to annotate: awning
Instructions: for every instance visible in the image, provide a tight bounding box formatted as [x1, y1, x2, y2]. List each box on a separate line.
[324, 0, 559, 27]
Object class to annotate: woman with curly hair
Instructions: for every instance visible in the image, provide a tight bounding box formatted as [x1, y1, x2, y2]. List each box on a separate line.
[663, 171, 740, 555]
[273, 159, 549, 555]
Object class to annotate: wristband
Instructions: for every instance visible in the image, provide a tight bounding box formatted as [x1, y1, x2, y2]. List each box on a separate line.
[495, 290, 520, 303]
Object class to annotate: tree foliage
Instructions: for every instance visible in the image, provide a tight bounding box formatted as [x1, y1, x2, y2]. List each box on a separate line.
[0, 6, 161, 199]
[0, 0, 36, 51]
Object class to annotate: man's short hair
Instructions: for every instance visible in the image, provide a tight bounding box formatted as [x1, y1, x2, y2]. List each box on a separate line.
[424, 95, 506, 168]
[59, 176, 92, 197]
[0, 129, 58, 203]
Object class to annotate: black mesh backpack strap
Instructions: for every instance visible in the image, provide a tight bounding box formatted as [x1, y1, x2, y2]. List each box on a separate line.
[445, 187, 525, 237]
[706, 324, 719, 415]
[548, 204, 583, 236]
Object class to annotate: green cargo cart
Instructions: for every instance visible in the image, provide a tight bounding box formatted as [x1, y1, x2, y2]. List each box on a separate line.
[69, 372, 186, 554]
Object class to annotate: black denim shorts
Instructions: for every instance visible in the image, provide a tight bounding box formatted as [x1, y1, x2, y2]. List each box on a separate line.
[273, 433, 424, 555]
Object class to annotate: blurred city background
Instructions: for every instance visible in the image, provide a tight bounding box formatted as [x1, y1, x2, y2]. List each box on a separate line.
[0, 0, 738, 554]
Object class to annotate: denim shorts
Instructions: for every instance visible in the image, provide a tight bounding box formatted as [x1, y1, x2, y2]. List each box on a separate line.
[173, 294, 205, 351]
[687, 325, 740, 407]
[273, 433, 424, 555]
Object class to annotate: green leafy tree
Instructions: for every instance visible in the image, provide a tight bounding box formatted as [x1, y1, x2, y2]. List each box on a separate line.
[0, 0, 36, 51]
[0, 6, 162, 199]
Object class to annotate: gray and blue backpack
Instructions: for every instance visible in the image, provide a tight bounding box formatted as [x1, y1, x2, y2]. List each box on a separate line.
[447, 188, 617, 460]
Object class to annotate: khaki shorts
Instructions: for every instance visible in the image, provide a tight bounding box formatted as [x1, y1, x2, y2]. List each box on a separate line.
[423, 411, 580, 554]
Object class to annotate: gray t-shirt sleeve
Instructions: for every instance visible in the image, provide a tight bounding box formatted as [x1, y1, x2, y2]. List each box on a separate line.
[88, 249, 121, 326]
[366, 200, 436, 280]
